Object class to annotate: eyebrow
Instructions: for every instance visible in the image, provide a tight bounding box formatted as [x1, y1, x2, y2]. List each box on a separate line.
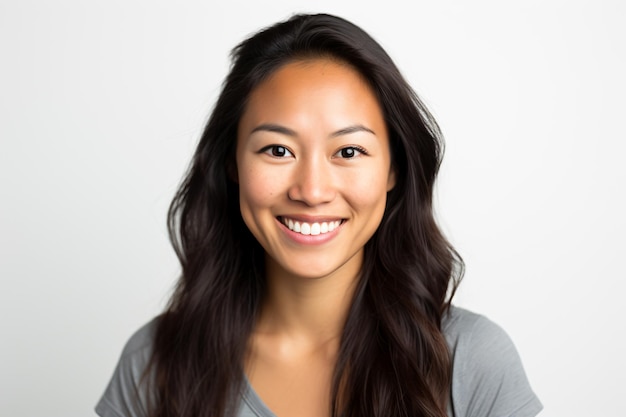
[331, 125, 375, 137]
[249, 123, 376, 137]
[250, 124, 297, 136]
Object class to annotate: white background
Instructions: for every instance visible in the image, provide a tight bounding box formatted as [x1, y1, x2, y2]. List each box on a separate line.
[1, 1, 624, 416]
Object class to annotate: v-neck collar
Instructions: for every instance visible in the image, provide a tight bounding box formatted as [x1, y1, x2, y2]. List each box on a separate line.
[241, 375, 278, 417]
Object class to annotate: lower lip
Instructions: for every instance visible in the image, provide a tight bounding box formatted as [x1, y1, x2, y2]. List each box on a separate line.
[277, 219, 343, 245]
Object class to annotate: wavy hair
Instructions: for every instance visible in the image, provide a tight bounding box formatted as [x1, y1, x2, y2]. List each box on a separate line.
[148, 13, 463, 417]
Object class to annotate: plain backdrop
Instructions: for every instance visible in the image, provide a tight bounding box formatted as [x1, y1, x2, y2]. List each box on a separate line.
[1, 1, 624, 416]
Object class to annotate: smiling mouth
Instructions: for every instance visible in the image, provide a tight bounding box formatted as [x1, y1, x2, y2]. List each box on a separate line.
[278, 216, 343, 236]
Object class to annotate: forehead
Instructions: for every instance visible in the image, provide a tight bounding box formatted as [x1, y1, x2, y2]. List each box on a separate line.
[264, 57, 370, 87]
[239, 58, 385, 133]
[252, 58, 373, 99]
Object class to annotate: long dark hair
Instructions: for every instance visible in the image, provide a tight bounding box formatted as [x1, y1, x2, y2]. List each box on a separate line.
[148, 13, 463, 417]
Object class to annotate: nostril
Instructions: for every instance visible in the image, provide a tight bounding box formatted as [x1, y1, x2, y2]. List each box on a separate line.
[287, 178, 336, 206]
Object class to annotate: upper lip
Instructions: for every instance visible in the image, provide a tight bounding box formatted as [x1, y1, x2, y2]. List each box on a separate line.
[277, 215, 345, 223]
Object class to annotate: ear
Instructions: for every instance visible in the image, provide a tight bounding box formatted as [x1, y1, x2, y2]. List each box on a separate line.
[386, 165, 396, 192]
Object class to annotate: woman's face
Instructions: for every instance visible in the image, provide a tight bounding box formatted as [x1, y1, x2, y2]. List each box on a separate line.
[236, 59, 395, 281]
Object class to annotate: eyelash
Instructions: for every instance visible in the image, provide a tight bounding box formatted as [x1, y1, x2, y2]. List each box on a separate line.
[260, 145, 293, 158]
[260, 145, 368, 159]
[334, 146, 368, 159]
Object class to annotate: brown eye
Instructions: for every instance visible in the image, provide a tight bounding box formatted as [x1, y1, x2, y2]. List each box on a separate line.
[272, 146, 287, 157]
[262, 145, 293, 158]
[341, 148, 355, 158]
[335, 146, 366, 159]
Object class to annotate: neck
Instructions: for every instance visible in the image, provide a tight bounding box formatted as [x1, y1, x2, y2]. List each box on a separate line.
[256, 256, 361, 346]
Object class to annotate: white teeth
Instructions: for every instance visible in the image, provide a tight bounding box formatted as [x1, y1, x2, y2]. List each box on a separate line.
[282, 218, 341, 236]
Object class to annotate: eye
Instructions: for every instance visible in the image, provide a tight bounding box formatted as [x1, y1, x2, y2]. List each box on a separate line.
[334, 146, 367, 159]
[261, 145, 293, 158]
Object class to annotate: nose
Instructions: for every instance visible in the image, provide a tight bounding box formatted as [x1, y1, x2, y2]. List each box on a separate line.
[287, 156, 336, 206]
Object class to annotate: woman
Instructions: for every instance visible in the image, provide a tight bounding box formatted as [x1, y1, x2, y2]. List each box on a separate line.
[96, 13, 542, 417]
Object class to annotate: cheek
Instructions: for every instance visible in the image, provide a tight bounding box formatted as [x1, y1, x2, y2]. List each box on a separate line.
[238, 166, 282, 216]
[238, 178, 266, 240]
[349, 164, 389, 197]
[344, 166, 392, 209]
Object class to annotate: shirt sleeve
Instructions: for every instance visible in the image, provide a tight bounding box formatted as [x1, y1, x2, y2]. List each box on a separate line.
[447, 309, 543, 417]
[95, 322, 156, 417]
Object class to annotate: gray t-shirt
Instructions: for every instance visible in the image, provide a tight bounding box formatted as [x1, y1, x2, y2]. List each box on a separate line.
[96, 306, 542, 417]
